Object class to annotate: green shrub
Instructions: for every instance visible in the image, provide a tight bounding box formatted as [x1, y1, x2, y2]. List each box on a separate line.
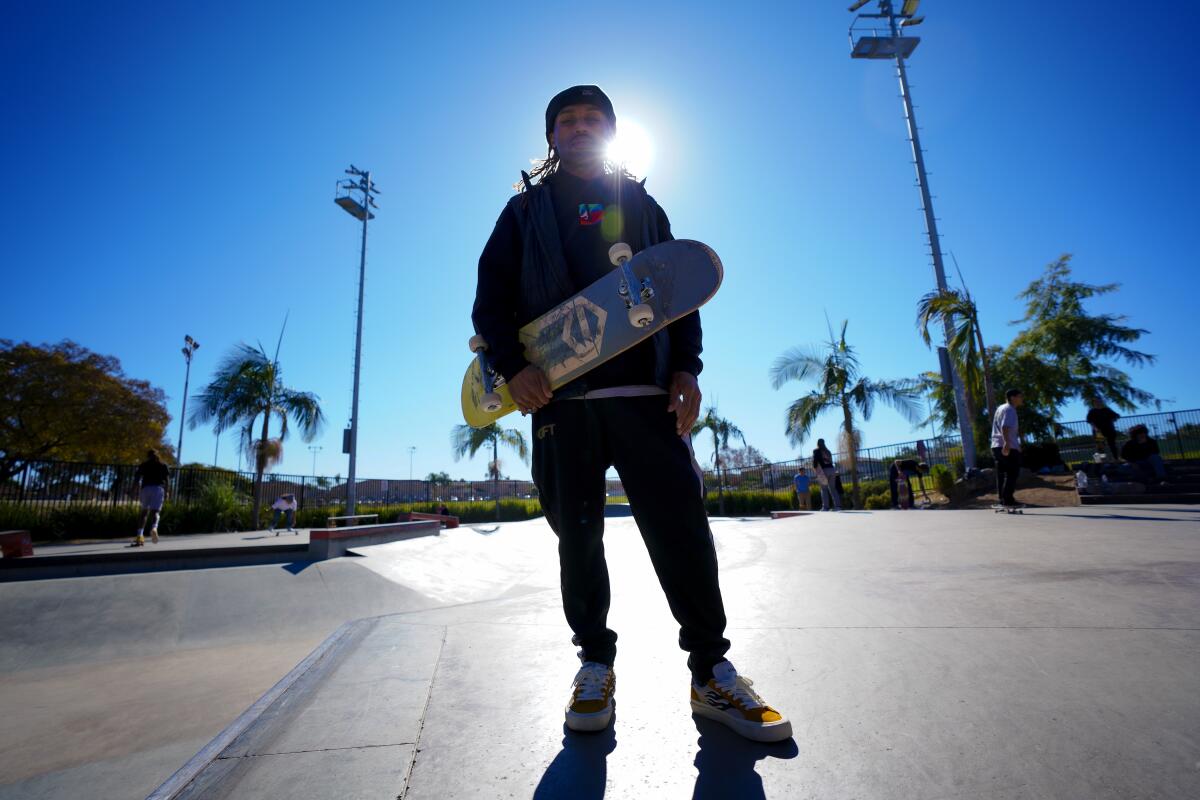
[705, 489, 792, 517]
[863, 493, 891, 510]
[930, 464, 955, 496]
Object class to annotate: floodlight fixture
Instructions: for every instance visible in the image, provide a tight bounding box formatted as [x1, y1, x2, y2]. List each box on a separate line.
[848, 0, 871, 11]
[845, 0, 978, 470]
[333, 165, 380, 513]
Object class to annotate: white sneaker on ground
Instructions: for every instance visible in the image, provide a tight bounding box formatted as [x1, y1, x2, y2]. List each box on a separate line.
[565, 661, 615, 732]
[150, 528, 159, 544]
[690, 660, 792, 743]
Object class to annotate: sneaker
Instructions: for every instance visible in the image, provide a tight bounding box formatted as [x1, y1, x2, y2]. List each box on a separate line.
[130, 536, 145, 548]
[150, 528, 159, 544]
[565, 662, 615, 732]
[690, 660, 792, 743]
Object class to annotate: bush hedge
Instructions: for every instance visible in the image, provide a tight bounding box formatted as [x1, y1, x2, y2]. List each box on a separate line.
[3, 497, 544, 543]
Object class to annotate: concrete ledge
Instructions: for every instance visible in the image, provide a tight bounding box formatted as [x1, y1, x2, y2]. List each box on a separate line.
[307, 520, 440, 559]
[0, 543, 308, 582]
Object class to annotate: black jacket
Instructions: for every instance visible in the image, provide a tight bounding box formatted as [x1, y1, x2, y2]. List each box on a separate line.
[471, 172, 703, 390]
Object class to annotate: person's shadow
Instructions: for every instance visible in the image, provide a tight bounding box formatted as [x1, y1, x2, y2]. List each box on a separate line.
[692, 716, 798, 800]
[533, 722, 617, 800]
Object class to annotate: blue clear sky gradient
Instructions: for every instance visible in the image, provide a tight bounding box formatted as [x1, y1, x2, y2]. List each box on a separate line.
[3, 2, 1198, 481]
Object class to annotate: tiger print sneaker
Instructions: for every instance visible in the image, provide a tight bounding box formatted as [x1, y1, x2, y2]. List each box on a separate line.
[690, 660, 792, 742]
[565, 661, 615, 732]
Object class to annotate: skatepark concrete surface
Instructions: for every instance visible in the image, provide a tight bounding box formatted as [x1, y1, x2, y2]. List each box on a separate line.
[1, 507, 1197, 799]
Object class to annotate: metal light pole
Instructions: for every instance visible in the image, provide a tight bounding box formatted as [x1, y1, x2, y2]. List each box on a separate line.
[177, 335, 200, 464]
[309, 445, 323, 477]
[334, 165, 380, 514]
[408, 446, 416, 482]
[848, 0, 977, 469]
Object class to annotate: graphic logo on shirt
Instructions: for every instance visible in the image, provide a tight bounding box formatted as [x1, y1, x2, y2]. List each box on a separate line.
[579, 203, 605, 226]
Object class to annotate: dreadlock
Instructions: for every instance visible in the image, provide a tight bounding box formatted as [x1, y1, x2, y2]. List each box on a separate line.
[514, 146, 637, 192]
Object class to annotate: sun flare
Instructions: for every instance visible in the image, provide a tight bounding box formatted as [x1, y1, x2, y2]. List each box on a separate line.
[607, 119, 654, 177]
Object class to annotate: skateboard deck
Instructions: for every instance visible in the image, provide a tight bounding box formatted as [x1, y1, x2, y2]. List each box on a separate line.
[461, 239, 723, 427]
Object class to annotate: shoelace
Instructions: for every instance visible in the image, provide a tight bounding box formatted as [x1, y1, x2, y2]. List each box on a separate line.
[573, 663, 611, 701]
[714, 674, 764, 710]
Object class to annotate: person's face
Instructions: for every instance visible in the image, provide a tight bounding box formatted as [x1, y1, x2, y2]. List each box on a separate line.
[1136, 431, 1147, 442]
[1011, 394, 1025, 408]
[550, 103, 614, 166]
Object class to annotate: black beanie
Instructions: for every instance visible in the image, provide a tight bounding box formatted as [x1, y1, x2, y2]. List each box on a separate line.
[545, 85, 616, 138]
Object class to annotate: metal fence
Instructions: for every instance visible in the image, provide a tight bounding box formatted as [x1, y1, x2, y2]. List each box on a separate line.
[4, 409, 1196, 519]
[701, 407, 1200, 492]
[0, 461, 540, 521]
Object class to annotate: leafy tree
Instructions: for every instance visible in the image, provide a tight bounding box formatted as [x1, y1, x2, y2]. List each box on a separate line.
[1008, 255, 1154, 416]
[720, 444, 769, 470]
[0, 340, 174, 481]
[692, 404, 746, 516]
[425, 470, 451, 500]
[770, 321, 921, 504]
[188, 341, 325, 525]
[450, 422, 528, 520]
[916, 287, 997, 426]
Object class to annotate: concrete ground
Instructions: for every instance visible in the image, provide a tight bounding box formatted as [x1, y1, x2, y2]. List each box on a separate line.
[2, 507, 1198, 799]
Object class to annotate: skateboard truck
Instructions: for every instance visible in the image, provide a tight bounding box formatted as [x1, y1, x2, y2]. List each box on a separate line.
[468, 335, 504, 413]
[609, 243, 655, 327]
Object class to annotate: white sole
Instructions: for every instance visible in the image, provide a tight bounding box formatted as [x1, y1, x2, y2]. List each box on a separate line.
[690, 700, 793, 742]
[565, 702, 614, 732]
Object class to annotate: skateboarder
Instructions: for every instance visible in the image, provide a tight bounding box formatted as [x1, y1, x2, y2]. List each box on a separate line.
[132, 449, 169, 545]
[811, 438, 841, 511]
[1085, 395, 1121, 460]
[471, 85, 790, 742]
[269, 493, 297, 534]
[990, 389, 1024, 508]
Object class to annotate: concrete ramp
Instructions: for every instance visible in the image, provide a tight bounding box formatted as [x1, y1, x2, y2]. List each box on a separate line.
[151, 618, 444, 799]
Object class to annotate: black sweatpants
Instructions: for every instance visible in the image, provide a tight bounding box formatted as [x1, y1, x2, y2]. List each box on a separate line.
[531, 394, 731, 684]
[992, 447, 1022, 505]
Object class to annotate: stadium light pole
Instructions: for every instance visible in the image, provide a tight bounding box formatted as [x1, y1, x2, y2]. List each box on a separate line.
[334, 165, 380, 514]
[848, 0, 977, 469]
[176, 335, 200, 464]
[309, 445, 323, 477]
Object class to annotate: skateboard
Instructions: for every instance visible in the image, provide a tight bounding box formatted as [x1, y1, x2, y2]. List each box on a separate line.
[461, 239, 724, 427]
[991, 504, 1024, 515]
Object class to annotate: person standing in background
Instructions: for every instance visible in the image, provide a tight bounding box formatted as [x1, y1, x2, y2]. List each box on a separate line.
[812, 438, 841, 511]
[132, 449, 170, 546]
[792, 467, 811, 510]
[991, 389, 1025, 508]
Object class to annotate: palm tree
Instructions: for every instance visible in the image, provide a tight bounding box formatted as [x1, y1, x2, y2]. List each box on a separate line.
[916, 287, 997, 428]
[189, 341, 325, 526]
[451, 422, 529, 520]
[769, 320, 921, 506]
[691, 404, 745, 516]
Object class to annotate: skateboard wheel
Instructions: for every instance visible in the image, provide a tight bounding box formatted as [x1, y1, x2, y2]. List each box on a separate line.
[608, 242, 633, 266]
[469, 334, 488, 353]
[481, 392, 503, 413]
[628, 303, 654, 327]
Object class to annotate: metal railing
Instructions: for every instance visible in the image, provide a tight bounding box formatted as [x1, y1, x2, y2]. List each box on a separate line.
[0, 461, 539, 521]
[4, 409, 1196, 520]
[700, 408, 1200, 491]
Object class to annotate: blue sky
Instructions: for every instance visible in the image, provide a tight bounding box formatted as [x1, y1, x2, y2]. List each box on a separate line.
[3, 1, 1197, 481]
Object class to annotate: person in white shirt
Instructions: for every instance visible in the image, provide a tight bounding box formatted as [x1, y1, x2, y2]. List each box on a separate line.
[270, 493, 298, 534]
[990, 389, 1025, 507]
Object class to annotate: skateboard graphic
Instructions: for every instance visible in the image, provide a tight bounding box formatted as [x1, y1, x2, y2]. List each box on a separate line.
[461, 239, 723, 427]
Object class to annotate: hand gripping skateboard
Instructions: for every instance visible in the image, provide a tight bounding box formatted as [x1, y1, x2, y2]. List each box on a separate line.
[461, 239, 723, 428]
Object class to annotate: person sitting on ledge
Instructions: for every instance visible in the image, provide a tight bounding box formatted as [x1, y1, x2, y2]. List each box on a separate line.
[1120, 425, 1168, 485]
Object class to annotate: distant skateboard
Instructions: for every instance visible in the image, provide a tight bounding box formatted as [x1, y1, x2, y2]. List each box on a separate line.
[461, 239, 724, 427]
[992, 504, 1025, 515]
